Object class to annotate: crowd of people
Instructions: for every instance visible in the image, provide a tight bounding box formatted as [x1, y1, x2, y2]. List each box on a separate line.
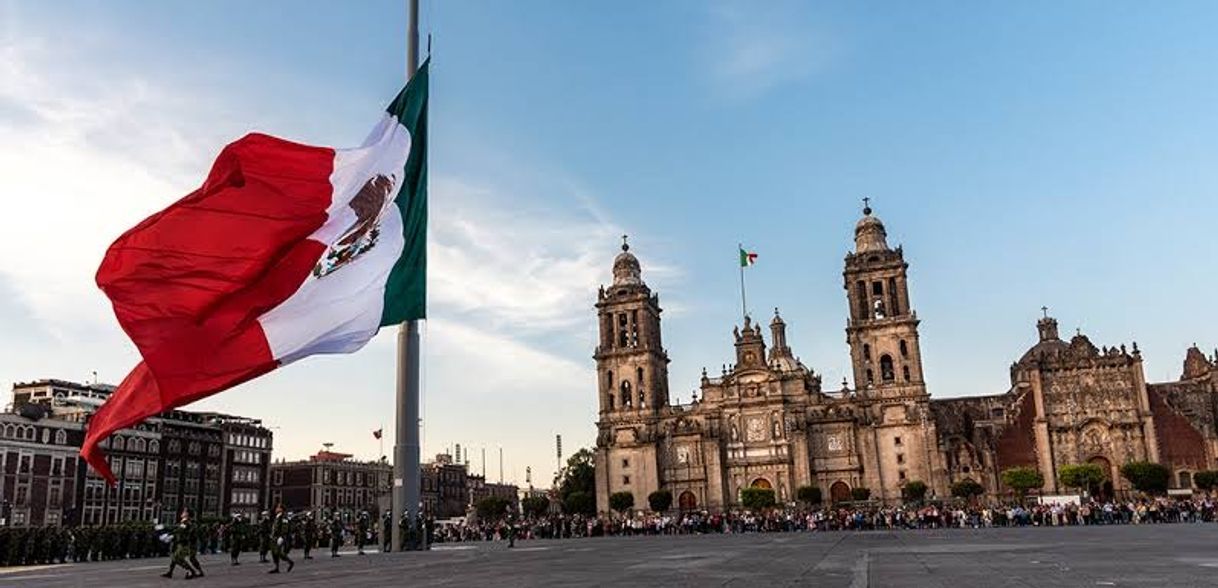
[0, 496, 1214, 572]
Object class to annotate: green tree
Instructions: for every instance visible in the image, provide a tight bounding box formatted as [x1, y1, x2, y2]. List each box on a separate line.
[556, 449, 596, 512]
[850, 487, 871, 502]
[796, 485, 822, 506]
[475, 496, 511, 521]
[1058, 463, 1106, 494]
[740, 488, 777, 511]
[1193, 470, 1218, 493]
[521, 496, 550, 519]
[950, 479, 985, 500]
[902, 480, 928, 503]
[648, 489, 673, 513]
[609, 491, 635, 515]
[1001, 467, 1045, 498]
[562, 491, 596, 516]
[1120, 461, 1171, 495]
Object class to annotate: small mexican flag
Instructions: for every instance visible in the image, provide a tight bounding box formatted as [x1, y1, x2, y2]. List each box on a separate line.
[739, 247, 758, 267]
[82, 62, 430, 484]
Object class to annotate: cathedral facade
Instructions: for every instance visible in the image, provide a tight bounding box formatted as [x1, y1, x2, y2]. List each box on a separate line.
[593, 206, 1218, 511]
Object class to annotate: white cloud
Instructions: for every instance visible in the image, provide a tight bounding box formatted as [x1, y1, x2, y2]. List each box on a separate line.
[702, 1, 838, 100]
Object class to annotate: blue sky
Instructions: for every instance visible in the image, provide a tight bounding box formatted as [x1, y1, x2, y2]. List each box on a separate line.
[2, 1, 1216, 485]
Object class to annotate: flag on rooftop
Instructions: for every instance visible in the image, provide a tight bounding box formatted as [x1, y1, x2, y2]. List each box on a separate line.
[80, 61, 430, 484]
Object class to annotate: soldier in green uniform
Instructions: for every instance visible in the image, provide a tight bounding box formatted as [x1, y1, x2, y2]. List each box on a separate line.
[301, 511, 317, 560]
[161, 509, 202, 579]
[355, 511, 369, 555]
[328, 514, 344, 557]
[267, 504, 295, 574]
[226, 513, 247, 565]
[381, 510, 392, 553]
[257, 510, 271, 563]
[185, 512, 204, 578]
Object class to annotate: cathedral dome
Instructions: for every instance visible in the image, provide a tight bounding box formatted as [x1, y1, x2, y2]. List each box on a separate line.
[612, 238, 643, 287]
[854, 203, 889, 253]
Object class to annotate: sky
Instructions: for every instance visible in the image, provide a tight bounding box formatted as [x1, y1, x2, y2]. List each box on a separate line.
[2, 1, 1216, 487]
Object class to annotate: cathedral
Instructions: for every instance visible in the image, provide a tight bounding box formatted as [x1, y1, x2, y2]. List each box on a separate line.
[593, 205, 1218, 511]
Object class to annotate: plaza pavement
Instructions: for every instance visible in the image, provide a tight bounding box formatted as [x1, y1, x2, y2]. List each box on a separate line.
[1, 523, 1216, 587]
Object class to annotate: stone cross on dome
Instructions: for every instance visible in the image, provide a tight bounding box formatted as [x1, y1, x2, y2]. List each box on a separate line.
[862, 196, 872, 215]
[621, 234, 629, 252]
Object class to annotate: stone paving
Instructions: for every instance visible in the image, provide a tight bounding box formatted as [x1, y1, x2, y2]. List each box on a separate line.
[2, 524, 1217, 587]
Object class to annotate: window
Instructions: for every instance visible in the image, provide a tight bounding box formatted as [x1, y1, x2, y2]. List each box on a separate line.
[863, 344, 871, 361]
[623, 475, 631, 485]
[866, 369, 874, 385]
[621, 381, 632, 408]
[880, 355, 895, 382]
[894, 436, 902, 446]
[622, 459, 630, 468]
[1180, 472, 1193, 488]
[896, 454, 905, 464]
[990, 408, 1004, 419]
[150, 440, 160, 453]
[899, 340, 908, 358]
[872, 281, 883, 296]
[113, 436, 125, 451]
[898, 470, 906, 481]
[903, 366, 911, 382]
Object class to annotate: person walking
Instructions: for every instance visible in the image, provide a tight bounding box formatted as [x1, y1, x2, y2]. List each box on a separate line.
[257, 511, 271, 563]
[302, 512, 317, 560]
[226, 513, 247, 566]
[329, 515, 344, 558]
[161, 509, 203, 580]
[268, 505, 295, 574]
[356, 511, 369, 555]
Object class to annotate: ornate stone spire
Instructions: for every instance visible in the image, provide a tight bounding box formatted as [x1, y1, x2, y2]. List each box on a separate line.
[854, 198, 889, 253]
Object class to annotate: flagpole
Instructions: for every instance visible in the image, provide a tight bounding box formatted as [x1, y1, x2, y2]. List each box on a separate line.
[738, 242, 748, 322]
[393, 0, 422, 554]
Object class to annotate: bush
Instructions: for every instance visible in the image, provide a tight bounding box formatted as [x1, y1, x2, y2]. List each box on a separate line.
[563, 491, 596, 516]
[850, 487, 871, 501]
[950, 479, 984, 500]
[796, 485, 822, 505]
[1120, 461, 1170, 495]
[609, 491, 635, 514]
[475, 496, 511, 521]
[1058, 463, 1106, 493]
[521, 496, 550, 519]
[740, 487, 777, 511]
[1193, 470, 1218, 492]
[1001, 467, 1044, 498]
[648, 489, 673, 513]
[902, 480, 928, 502]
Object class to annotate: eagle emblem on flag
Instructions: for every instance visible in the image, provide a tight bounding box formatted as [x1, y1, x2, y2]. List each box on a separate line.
[313, 174, 397, 278]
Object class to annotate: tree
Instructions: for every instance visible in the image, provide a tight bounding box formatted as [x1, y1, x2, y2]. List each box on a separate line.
[475, 496, 511, 521]
[1193, 470, 1218, 493]
[796, 485, 822, 506]
[1001, 467, 1044, 498]
[1058, 463, 1106, 494]
[556, 449, 596, 512]
[648, 489, 673, 513]
[740, 488, 777, 511]
[950, 479, 985, 500]
[850, 487, 871, 502]
[902, 480, 928, 503]
[521, 496, 550, 519]
[563, 491, 596, 516]
[1120, 461, 1170, 495]
[609, 491, 635, 515]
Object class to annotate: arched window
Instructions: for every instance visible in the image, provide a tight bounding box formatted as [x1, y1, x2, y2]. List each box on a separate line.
[150, 440, 160, 454]
[1180, 471, 1193, 488]
[866, 369, 874, 384]
[134, 439, 146, 453]
[112, 436, 125, 451]
[2, 425, 11, 438]
[899, 340, 909, 358]
[55, 430, 67, 445]
[880, 355, 895, 382]
[902, 366, 911, 382]
[617, 314, 629, 348]
[863, 344, 871, 361]
[621, 381, 632, 407]
[608, 392, 615, 410]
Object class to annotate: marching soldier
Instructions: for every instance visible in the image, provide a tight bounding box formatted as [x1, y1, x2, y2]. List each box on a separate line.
[161, 509, 203, 579]
[302, 511, 317, 560]
[381, 510, 392, 553]
[226, 513, 247, 565]
[356, 511, 369, 555]
[257, 510, 271, 563]
[268, 504, 295, 574]
[328, 514, 344, 557]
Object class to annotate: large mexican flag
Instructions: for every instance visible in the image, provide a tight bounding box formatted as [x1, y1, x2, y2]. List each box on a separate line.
[81, 62, 430, 483]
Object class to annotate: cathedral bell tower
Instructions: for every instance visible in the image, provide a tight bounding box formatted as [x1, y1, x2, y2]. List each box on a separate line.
[843, 201, 927, 399]
[594, 237, 670, 416]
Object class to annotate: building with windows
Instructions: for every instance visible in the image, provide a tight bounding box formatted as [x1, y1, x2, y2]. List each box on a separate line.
[269, 450, 390, 520]
[594, 205, 1218, 511]
[3, 378, 273, 527]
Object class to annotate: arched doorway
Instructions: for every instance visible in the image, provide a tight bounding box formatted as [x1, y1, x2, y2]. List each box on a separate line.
[751, 478, 773, 490]
[678, 491, 697, 511]
[830, 481, 851, 503]
[1088, 456, 1114, 500]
